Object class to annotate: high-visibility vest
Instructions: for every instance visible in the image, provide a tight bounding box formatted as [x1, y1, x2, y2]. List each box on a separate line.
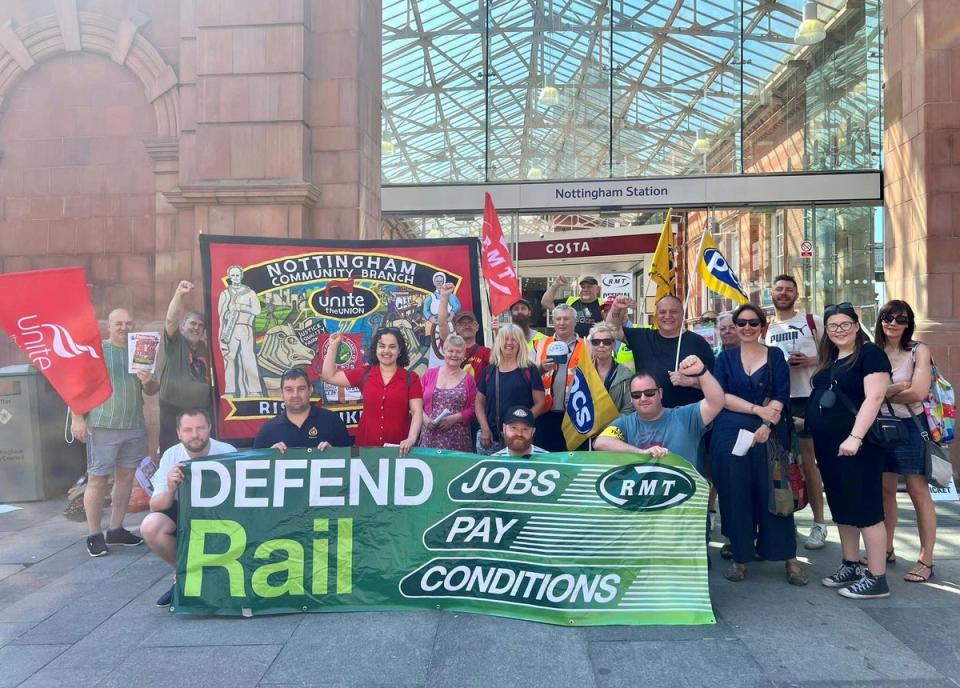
[534, 336, 586, 409]
[613, 340, 635, 370]
[526, 329, 546, 352]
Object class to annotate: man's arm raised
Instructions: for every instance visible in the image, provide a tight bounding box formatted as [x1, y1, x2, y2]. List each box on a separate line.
[165, 280, 193, 337]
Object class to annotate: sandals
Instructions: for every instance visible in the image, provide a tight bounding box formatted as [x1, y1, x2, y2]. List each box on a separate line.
[724, 563, 746, 582]
[860, 549, 896, 567]
[785, 562, 809, 586]
[720, 543, 733, 560]
[904, 560, 934, 583]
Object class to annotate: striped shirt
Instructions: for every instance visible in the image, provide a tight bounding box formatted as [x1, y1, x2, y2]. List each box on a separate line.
[86, 341, 145, 430]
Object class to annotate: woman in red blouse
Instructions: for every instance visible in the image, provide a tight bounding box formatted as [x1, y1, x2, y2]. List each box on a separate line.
[321, 328, 424, 455]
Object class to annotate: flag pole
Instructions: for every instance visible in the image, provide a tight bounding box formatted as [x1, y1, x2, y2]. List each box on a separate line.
[675, 214, 711, 370]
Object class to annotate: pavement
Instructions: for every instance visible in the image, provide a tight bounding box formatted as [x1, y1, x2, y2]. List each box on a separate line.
[1, 494, 959, 688]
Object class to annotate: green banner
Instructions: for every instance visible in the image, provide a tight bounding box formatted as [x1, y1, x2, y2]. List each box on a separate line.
[174, 448, 714, 626]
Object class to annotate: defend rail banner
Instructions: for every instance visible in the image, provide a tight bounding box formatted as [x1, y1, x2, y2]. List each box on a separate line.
[174, 448, 714, 626]
[200, 236, 482, 444]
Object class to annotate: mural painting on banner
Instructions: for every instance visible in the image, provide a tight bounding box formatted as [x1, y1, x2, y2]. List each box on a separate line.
[201, 236, 482, 445]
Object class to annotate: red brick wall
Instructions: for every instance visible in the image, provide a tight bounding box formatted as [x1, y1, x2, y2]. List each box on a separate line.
[0, 53, 157, 364]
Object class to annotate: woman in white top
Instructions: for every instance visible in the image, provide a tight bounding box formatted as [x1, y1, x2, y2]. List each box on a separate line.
[875, 300, 936, 583]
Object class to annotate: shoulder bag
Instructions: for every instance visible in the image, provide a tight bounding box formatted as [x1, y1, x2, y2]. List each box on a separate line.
[828, 361, 910, 446]
[763, 348, 808, 516]
[906, 413, 953, 488]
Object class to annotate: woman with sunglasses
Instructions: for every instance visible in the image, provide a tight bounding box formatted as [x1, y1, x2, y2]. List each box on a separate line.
[874, 301, 937, 583]
[805, 303, 892, 599]
[321, 328, 423, 456]
[419, 334, 477, 452]
[476, 324, 545, 454]
[709, 305, 806, 585]
[588, 323, 634, 415]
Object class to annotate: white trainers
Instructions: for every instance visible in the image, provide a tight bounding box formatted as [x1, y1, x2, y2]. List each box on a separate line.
[804, 524, 828, 550]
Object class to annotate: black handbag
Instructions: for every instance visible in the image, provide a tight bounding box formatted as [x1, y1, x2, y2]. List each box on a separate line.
[907, 413, 952, 488]
[829, 363, 909, 446]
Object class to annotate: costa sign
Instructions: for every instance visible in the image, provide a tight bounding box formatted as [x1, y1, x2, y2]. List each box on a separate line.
[519, 233, 660, 261]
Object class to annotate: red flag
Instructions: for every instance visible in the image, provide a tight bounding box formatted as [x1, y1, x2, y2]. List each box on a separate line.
[480, 192, 522, 316]
[0, 267, 112, 414]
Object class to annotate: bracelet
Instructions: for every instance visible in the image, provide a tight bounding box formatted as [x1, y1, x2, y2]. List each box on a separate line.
[680, 368, 708, 377]
[849, 434, 863, 441]
[750, 404, 756, 414]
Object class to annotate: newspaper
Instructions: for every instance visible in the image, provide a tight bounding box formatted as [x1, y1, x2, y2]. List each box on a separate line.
[128, 332, 160, 373]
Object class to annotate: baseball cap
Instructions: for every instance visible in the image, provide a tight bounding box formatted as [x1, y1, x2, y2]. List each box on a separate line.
[453, 311, 478, 323]
[510, 298, 531, 310]
[503, 406, 535, 428]
[579, 275, 599, 285]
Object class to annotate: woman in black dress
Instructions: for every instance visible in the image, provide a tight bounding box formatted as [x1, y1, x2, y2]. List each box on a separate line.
[805, 303, 892, 599]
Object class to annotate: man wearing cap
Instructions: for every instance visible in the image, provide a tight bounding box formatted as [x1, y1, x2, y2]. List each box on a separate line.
[510, 298, 546, 351]
[253, 368, 353, 451]
[541, 275, 602, 338]
[492, 406, 547, 457]
[533, 304, 587, 452]
[438, 283, 490, 382]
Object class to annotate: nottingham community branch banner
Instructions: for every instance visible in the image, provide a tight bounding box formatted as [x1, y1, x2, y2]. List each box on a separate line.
[200, 236, 482, 445]
[174, 449, 714, 627]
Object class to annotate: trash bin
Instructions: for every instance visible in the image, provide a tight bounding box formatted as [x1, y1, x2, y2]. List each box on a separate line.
[0, 365, 85, 502]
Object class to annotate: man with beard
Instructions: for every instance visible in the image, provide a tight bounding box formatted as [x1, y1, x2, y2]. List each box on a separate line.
[509, 298, 545, 351]
[541, 275, 602, 337]
[159, 280, 212, 453]
[493, 406, 546, 457]
[254, 368, 352, 451]
[141, 408, 236, 607]
[764, 274, 829, 550]
[605, 295, 715, 409]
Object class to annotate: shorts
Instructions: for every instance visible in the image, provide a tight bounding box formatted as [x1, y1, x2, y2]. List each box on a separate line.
[791, 398, 811, 439]
[158, 499, 179, 525]
[883, 414, 927, 475]
[86, 427, 147, 476]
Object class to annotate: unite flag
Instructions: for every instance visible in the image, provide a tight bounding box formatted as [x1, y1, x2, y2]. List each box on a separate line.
[697, 232, 749, 305]
[480, 193, 522, 316]
[648, 209, 675, 300]
[561, 353, 620, 450]
[0, 267, 112, 414]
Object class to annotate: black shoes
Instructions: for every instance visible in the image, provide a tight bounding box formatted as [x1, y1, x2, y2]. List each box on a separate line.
[156, 585, 175, 608]
[86, 532, 108, 557]
[105, 527, 144, 547]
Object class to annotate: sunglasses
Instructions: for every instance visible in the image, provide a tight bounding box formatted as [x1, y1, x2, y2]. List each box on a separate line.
[630, 388, 659, 399]
[824, 301, 854, 316]
[590, 338, 614, 346]
[881, 314, 909, 325]
[735, 319, 761, 328]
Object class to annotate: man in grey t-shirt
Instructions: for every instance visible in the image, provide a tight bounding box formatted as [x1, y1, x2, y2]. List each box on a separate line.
[594, 355, 724, 474]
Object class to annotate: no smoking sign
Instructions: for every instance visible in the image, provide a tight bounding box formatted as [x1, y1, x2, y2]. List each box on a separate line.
[800, 240, 813, 258]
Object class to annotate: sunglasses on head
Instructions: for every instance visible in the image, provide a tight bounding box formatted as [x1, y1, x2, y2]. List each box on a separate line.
[881, 314, 909, 325]
[735, 318, 761, 328]
[824, 301, 854, 316]
[590, 338, 614, 346]
[630, 388, 659, 399]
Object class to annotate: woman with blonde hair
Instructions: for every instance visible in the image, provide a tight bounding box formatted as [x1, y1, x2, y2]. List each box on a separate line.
[588, 322, 633, 415]
[475, 324, 545, 454]
[419, 334, 476, 452]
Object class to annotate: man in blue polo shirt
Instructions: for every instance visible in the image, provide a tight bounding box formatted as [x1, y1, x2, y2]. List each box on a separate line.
[253, 368, 352, 451]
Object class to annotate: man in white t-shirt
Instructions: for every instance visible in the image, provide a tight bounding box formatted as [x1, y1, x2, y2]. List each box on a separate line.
[140, 408, 236, 608]
[764, 274, 828, 550]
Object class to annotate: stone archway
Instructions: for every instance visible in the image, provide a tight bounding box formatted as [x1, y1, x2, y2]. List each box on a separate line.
[0, 6, 179, 137]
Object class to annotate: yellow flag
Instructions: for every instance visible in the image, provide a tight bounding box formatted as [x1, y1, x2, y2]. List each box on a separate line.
[697, 232, 749, 305]
[561, 354, 621, 450]
[648, 208, 675, 300]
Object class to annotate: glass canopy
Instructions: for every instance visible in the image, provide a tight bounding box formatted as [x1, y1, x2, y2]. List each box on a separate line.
[382, 0, 882, 184]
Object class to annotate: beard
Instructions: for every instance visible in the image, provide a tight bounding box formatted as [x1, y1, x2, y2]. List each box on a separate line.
[774, 295, 797, 310]
[184, 437, 210, 455]
[505, 434, 532, 453]
[512, 313, 530, 330]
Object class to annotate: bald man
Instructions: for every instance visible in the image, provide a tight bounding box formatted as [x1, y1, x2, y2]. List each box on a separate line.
[71, 308, 159, 558]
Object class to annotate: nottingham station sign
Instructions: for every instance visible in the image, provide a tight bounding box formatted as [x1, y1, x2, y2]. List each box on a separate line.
[381, 171, 882, 215]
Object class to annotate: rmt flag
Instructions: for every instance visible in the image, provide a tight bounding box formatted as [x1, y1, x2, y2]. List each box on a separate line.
[0, 267, 111, 414]
[480, 192, 521, 316]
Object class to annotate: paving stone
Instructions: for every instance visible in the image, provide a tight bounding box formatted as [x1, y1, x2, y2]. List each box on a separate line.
[265, 611, 439, 687]
[96, 645, 282, 688]
[772, 681, 958, 688]
[0, 564, 24, 582]
[17, 667, 108, 688]
[0, 621, 36, 648]
[589, 638, 772, 688]
[580, 614, 736, 642]
[719, 599, 942, 683]
[863, 607, 960, 681]
[425, 612, 596, 688]
[0, 644, 69, 688]
[142, 613, 303, 647]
